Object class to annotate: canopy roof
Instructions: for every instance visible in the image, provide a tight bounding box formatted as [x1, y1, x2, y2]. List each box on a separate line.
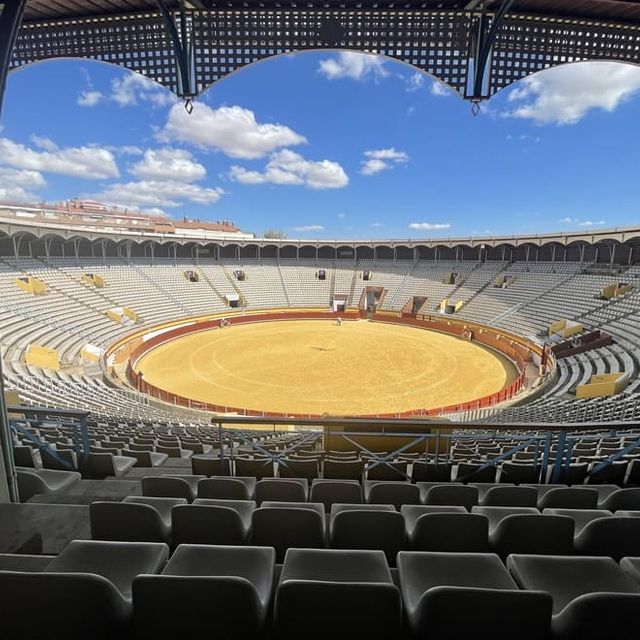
[18, 1, 640, 24]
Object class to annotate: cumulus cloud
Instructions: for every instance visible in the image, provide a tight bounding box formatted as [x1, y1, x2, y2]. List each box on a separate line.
[504, 61, 640, 125]
[29, 135, 58, 151]
[90, 180, 224, 209]
[408, 222, 451, 231]
[111, 73, 174, 108]
[431, 80, 454, 97]
[559, 217, 606, 227]
[161, 103, 306, 160]
[0, 137, 119, 179]
[318, 52, 388, 82]
[130, 148, 206, 182]
[229, 149, 348, 189]
[406, 72, 425, 92]
[78, 90, 103, 107]
[292, 225, 325, 232]
[0, 167, 46, 201]
[360, 148, 408, 176]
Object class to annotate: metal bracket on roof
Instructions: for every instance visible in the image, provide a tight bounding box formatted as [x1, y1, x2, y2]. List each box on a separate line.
[0, 0, 27, 121]
[466, 0, 514, 109]
[154, 0, 197, 111]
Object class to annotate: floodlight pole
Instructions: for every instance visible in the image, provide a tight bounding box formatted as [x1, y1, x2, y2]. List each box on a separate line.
[0, 0, 27, 122]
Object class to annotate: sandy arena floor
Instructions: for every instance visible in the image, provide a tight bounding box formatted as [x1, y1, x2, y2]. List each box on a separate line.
[135, 319, 518, 415]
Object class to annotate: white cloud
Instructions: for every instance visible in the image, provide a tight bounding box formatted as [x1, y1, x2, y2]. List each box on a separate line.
[337, 213, 346, 219]
[406, 72, 425, 92]
[161, 103, 306, 160]
[360, 148, 409, 176]
[559, 217, 606, 227]
[130, 148, 206, 182]
[318, 52, 388, 82]
[229, 149, 348, 190]
[0, 167, 46, 202]
[78, 90, 103, 107]
[90, 180, 224, 209]
[0, 138, 119, 180]
[430, 80, 453, 97]
[29, 135, 58, 151]
[292, 225, 325, 232]
[579, 220, 606, 227]
[110, 73, 174, 108]
[408, 222, 451, 231]
[504, 61, 640, 125]
[371, 222, 385, 228]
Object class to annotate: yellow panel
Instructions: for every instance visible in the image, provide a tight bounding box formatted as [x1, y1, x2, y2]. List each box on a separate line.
[25, 344, 60, 371]
[107, 309, 123, 323]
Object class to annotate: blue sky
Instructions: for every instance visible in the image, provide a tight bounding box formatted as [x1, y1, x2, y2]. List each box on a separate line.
[1, 53, 640, 239]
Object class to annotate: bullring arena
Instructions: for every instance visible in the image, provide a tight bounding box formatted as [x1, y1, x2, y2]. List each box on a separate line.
[130, 316, 518, 416]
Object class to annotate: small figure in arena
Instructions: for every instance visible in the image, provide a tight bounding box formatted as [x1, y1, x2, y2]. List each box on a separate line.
[336, 316, 342, 326]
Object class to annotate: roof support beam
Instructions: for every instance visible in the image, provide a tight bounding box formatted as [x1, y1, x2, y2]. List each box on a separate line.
[153, 0, 196, 107]
[0, 0, 26, 122]
[466, 0, 514, 104]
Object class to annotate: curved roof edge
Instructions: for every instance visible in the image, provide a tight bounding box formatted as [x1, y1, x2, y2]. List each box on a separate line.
[1, 214, 639, 248]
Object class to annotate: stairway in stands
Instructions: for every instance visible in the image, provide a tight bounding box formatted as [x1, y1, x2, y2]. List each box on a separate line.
[191, 261, 229, 307]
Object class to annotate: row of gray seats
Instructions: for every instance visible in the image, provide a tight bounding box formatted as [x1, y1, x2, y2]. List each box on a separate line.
[90, 497, 640, 563]
[2, 540, 640, 639]
[142, 475, 640, 511]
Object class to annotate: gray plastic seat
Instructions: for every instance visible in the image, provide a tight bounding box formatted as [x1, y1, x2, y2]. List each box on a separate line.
[190, 456, 231, 476]
[398, 551, 552, 640]
[16, 467, 80, 502]
[234, 457, 275, 478]
[255, 478, 308, 503]
[542, 508, 613, 535]
[0, 570, 131, 639]
[480, 485, 539, 507]
[490, 513, 575, 558]
[278, 457, 319, 479]
[275, 548, 401, 639]
[620, 557, 640, 586]
[500, 462, 540, 484]
[424, 484, 478, 510]
[90, 500, 184, 543]
[507, 554, 640, 640]
[172, 500, 256, 546]
[366, 460, 408, 481]
[411, 461, 452, 483]
[599, 488, 640, 512]
[121, 449, 168, 468]
[455, 462, 497, 483]
[251, 503, 325, 562]
[471, 506, 539, 533]
[123, 496, 187, 527]
[13, 446, 38, 468]
[310, 479, 362, 511]
[574, 516, 640, 560]
[401, 507, 490, 552]
[538, 487, 599, 510]
[84, 452, 137, 479]
[141, 476, 202, 502]
[330, 504, 405, 565]
[364, 481, 420, 509]
[323, 459, 365, 480]
[133, 544, 275, 640]
[47, 540, 169, 599]
[197, 476, 256, 500]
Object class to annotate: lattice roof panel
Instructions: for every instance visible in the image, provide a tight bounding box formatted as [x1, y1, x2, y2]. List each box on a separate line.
[19, 1, 640, 24]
